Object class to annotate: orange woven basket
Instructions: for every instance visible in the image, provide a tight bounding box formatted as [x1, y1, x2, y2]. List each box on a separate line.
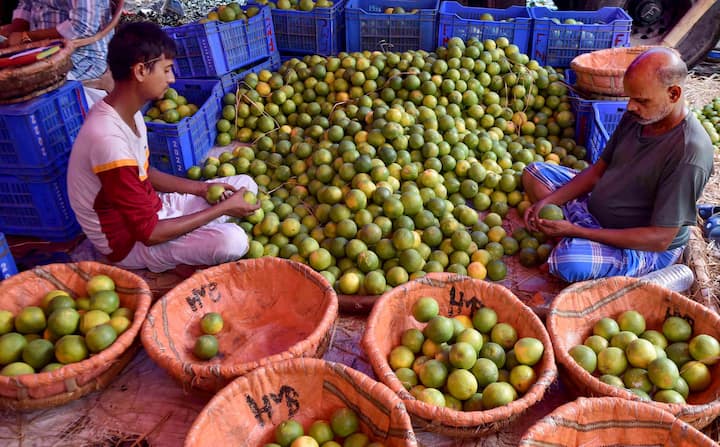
[0, 261, 151, 410]
[141, 258, 338, 393]
[547, 276, 720, 430]
[520, 396, 719, 446]
[184, 358, 417, 446]
[362, 273, 557, 438]
[569, 45, 659, 97]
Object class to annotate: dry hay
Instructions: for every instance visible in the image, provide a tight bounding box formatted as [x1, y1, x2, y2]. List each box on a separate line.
[685, 72, 720, 109]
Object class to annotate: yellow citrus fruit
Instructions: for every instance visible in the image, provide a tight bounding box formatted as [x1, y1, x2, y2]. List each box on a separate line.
[41, 290, 71, 311]
[0, 362, 34, 376]
[688, 334, 720, 365]
[109, 316, 131, 335]
[330, 407, 359, 438]
[446, 368, 478, 400]
[200, 312, 224, 335]
[307, 420, 334, 444]
[90, 290, 120, 314]
[482, 382, 516, 409]
[14, 306, 46, 334]
[617, 310, 645, 335]
[80, 310, 110, 334]
[0, 310, 13, 335]
[22, 338, 54, 370]
[194, 334, 219, 360]
[54, 335, 88, 364]
[597, 347, 628, 376]
[662, 317, 692, 342]
[275, 419, 304, 446]
[647, 357, 680, 390]
[472, 307, 498, 333]
[569, 345, 597, 373]
[509, 364, 537, 393]
[85, 324, 117, 353]
[514, 337, 544, 366]
[86, 274, 116, 296]
[290, 436, 319, 447]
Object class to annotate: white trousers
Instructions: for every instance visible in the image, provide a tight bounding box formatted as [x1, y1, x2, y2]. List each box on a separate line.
[115, 175, 257, 273]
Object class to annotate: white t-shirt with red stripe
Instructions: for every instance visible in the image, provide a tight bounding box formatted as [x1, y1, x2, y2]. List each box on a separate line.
[68, 100, 161, 262]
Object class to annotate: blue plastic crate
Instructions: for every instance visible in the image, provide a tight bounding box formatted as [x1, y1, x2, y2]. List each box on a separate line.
[0, 81, 87, 175]
[587, 101, 627, 162]
[569, 92, 627, 147]
[345, 0, 440, 53]
[0, 161, 80, 241]
[219, 52, 282, 95]
[269, 0, 345, 56]
[0, 232, 17, 279]
[166, 5, 278, 78]
[529, 7, 632, 68]
[437, 2, 531, 54]
[146, 79, 222, 175]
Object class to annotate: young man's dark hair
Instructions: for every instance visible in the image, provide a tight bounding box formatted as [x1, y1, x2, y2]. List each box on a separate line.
[107, 22, 177, 81]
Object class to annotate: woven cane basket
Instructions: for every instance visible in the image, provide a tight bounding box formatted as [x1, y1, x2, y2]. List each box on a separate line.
[570, 45, 660, 97]
[520, 396, 719, 446]
[548, 276, 720, 430]
[141, 258, 339, 393]
[362, 273, 557, 438]
[184, 358, 417, 446]
[0, 0, 124, 103]
[0, 261, 151, 410]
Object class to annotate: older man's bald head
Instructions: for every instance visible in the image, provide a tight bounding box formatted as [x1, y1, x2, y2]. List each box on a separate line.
[626, 47, 688, 88]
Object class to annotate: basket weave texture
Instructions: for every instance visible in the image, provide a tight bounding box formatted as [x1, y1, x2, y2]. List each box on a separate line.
[141, 258, 338, 393]
[0, 261, 151, 410]
[570, 45, 659, 97]
[0, 0, 124, 103]
[520, 396, 719, 446]
[547, 276, 720, 429]
[362, 273, 557, 438]
[184, 357, 417, 446]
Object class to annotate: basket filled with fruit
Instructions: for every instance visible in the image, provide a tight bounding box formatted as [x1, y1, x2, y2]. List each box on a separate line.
[362, 273, 557, 438]
[548, 276, 720, 429]
[141, 257, 338, 393]
[520, 396, 719, 446]
[184, 357, 417, 446]
[0, 261, 151, 410]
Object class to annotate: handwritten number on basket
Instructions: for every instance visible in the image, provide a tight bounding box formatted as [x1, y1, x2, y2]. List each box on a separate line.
[184, 282, 221, 311]
[246, 385, 300, 425]
[448, 286, 483, 316]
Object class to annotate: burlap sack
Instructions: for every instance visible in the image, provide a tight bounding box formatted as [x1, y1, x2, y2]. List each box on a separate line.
[548, 276, 720, 429]
[184, 357, 417, 446]
[362, 273, 557, 438]
[569, 46, 659, 97]
[520, 396, 719, 446]
[141, 258, 338, 393]
[0, 262, 151, 410]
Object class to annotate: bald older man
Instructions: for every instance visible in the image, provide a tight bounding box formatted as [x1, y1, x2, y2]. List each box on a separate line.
[522, 47, 714, 282]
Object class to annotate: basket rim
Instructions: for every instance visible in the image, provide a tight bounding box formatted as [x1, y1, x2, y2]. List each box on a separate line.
[569, 45, 662, 77]
[362, 273, 558, 430]
[520, 396, 718, 445]
[0, 261, 152, 392]
[184, 357, 418, 447]
[140, 258, 339, 382]
[547, 276, 720, 422]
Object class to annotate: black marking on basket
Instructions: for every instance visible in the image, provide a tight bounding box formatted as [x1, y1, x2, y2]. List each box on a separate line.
[161, 296, 182, 361]
[448, 286, 483, 316]
[32, 266, 76, 298]
[246, 385, 300, 426]
[183, 282, 221, 312]
[549, 280, 646, 318]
